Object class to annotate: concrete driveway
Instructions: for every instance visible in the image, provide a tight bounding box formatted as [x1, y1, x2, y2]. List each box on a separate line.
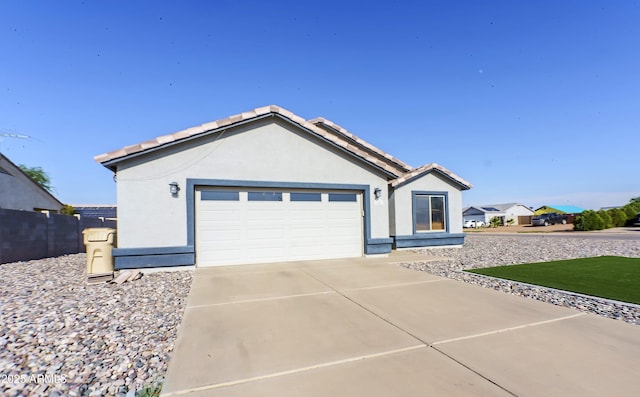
[161, 251, 640, 396]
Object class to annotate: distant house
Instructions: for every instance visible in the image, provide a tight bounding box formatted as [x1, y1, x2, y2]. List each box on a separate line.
[535, 205, 585, 215]
[0, 153, 63, 213]
[463, 203, 534, 225]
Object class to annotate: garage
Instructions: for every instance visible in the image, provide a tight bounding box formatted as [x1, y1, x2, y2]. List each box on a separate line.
[97, 105, 470, 269]
[195, 188, 363, 266]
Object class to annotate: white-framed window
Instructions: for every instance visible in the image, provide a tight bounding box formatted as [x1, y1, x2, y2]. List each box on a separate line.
[413, 193, 447, 232]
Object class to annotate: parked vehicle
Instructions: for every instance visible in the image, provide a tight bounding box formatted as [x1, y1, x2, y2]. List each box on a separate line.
[531, 213, 568, 226]
[464, 220, 485, 228]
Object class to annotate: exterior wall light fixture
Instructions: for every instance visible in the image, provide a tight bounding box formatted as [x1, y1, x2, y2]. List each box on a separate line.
[374, 187, 382, 200]
[169, 182, 180, 196]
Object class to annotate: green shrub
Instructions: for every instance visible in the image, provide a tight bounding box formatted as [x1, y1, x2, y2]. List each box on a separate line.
[597, 210, 613, 229]
[622, 203, 640, 225]
[623, 205, 637, 219]
[60, 204, 76, 216]
[489, 216, 503, 227]
[608, 208, 627, 227]
[136, 382, 162, 397]
[574, 210, 605, 231]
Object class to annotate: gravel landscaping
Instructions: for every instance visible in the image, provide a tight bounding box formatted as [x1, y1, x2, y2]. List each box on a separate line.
[0, 254, 192, 397]
[404, 234, 640, 325]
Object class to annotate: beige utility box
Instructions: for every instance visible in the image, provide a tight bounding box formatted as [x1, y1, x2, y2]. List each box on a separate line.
[83, 228, 117, 274]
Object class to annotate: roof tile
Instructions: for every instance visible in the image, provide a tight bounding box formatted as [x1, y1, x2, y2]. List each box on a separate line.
[93, 105, 467, 185]
[310, 117, 413, 172]
[156, 134, 177, 144]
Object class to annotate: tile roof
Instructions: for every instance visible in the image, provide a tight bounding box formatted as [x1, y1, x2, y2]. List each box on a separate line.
[94, 105, 471, 190]
[95, 105, 406, 176]
[389, 163, 472, 190]
[309, 117, 413, 173]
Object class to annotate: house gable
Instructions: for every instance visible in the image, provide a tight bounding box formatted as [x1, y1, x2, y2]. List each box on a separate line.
[97, 105, 407, 178]
[389, 170, 465, 246]
[111, 117, 393, 252]
[95, 105, 472, 268]
[0, 153, 63, 212]
[390, 163, 472, 191]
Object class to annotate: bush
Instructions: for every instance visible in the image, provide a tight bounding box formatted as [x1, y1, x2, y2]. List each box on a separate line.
[60, 204, 76, 216]
[597, 210, 613, 229]
[489, 216, 503, 227]
[574, 210, 605, 231]
[608, 208, 627, 227]
[622, 201, 640, 225]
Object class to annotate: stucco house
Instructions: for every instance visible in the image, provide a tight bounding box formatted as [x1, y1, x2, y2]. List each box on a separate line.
[0, 153, 63, 213]
[95, 105, 471, 269]
[463, 203, 534, 225]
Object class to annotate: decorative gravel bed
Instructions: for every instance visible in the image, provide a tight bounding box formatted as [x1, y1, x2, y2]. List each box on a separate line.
[0, 254, 193, 397]
[403, 235, 640, 325]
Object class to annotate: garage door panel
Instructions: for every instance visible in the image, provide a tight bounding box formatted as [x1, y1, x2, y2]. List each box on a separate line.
[198, 211, 242, 222]
[198, 231, 242, 243]
[196, 189, 363, 266]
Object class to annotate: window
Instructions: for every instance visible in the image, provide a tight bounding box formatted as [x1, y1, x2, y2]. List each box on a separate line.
[290, 192, 321, 202]
[328, 193, 357, 202]
[248, 191, 283, 201]
[414, 193, 446, 232]
[201, 191, 239, 201]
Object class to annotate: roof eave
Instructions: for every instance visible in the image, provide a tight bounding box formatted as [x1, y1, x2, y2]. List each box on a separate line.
[390, 167, 472, 191]
[98, 112, 399, 179]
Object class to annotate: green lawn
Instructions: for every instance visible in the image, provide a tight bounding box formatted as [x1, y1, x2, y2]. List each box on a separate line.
[466, 256, 640, 304]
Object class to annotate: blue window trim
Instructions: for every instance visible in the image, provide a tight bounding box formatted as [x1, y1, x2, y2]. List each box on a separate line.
[411, 191, 449, 234]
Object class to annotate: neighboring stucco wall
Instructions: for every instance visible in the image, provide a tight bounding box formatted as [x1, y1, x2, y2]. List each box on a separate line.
[391, 172, 464, 236]
[483, 212, 505, 224]
[114, 118, 390, 249]
[0, 157, 63, 212]
[504, 205, 534, 224]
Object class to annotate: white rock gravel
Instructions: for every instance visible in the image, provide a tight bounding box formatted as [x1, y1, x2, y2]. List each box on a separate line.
[0, 254, 192, 397]
[403, 235, 640, 325]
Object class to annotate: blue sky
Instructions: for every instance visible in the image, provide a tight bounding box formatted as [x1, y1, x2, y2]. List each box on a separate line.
[1, 0, 639, 210]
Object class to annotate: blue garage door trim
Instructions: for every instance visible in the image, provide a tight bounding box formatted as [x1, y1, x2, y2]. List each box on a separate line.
[187, 179, 374, 251]
[113, 179, 392, 269]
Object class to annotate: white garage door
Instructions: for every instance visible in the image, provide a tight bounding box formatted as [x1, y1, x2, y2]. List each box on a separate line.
[195, 188, 363, 266]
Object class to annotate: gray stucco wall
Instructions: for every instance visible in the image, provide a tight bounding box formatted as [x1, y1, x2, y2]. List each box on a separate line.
[114, 118, 391, 249]
[390, 172, 464, 236]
